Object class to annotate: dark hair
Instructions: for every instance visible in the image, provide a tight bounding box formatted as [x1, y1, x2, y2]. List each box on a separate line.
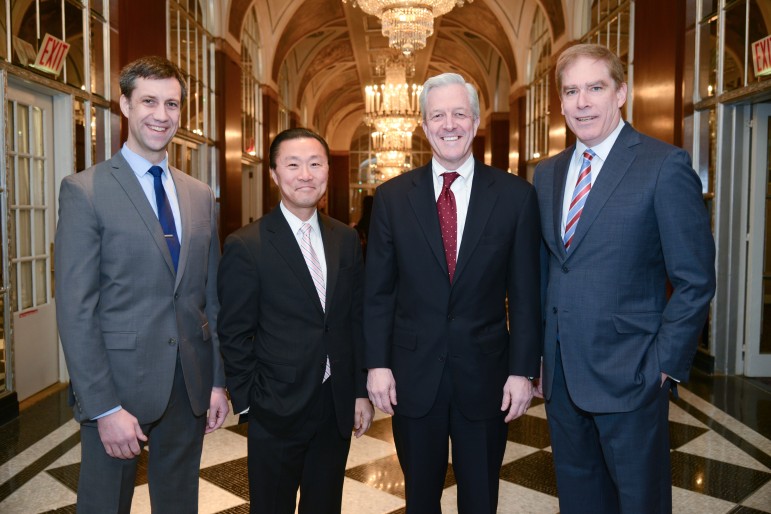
[119, 56, 187, 104]
[556, 43, 626, 93]
[269, 128, 330, 169]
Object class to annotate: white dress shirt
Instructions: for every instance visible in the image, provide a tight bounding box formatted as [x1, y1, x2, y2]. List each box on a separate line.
[431, 154, 475, 256]
[280, 202, 328, 285]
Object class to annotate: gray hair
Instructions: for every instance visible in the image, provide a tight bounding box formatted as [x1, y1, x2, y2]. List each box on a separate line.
[419, 73, 480, 121]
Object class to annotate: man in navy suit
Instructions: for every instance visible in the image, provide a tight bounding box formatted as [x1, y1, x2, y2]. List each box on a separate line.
[365, 73, 542, 514]
[534, 44, 716, 513]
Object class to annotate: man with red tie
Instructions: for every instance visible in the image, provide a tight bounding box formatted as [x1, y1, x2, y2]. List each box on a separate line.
[364, 73, 542, 514]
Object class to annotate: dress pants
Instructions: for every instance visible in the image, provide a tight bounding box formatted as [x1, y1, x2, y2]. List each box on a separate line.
[246, 380, 351, 514]
[77, 353, 207, 513]
[546, 346, 672, 514]
[391, 365, 508, 514]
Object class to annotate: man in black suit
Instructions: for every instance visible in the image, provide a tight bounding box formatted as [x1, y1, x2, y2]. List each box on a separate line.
[217, 128, 373, 514]
[364, 73, 542, 514]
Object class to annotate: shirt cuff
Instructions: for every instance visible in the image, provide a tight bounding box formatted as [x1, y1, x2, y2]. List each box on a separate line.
[92, 405, 122, 420]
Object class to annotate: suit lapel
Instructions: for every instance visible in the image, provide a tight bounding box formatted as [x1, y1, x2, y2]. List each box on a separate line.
[265, 209, 325, 315]
[566, 125, 639, 256]
[454, 162, 496, 284]
[319, 213, 340, 316]
[407, 165, 447, 275]
[551, 148, 573, 261]
[171, 167, 191, 289]
[108, 152, 176, 275]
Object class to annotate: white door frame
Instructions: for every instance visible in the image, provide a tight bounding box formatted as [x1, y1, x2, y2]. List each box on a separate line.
[744, 102, 771, 376]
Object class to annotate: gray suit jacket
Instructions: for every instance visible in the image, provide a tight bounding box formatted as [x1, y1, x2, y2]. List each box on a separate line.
[534, 124, 716, 413]
[55, 151, 224, 424]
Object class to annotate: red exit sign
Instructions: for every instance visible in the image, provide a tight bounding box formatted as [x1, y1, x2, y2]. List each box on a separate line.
[752, 35, 771, 78]
[34, 33, 70, 76]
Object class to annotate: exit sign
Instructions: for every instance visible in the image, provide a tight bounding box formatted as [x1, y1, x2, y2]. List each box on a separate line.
[752, 35, 771, 78]
[34, 34, 70, 76]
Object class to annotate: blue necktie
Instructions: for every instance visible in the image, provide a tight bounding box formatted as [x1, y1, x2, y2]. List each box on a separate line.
[148, 166, 180, 271]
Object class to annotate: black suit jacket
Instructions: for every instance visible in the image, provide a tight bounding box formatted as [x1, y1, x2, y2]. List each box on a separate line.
[363, 160, 542, 420]
[217, 207, 366, 437]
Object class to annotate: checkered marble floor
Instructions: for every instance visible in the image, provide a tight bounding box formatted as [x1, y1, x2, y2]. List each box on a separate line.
[0, 386, 769, 513]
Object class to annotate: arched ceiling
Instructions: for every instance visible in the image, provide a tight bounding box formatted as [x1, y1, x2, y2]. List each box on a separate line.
[228, 0, 567, 150]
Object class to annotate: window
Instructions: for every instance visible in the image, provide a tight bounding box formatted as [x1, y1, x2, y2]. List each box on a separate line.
[168, 0, 217, 190]
[0, 0, 109, 96]
[278, 62, 291, 132]
[241, 7, 263, 160]
[711, 0, 771, 96]
[525, 7, 551, 161]
[582, 0, 634, 121]
[7, 98, 50, 311]
[169, 0, 215, 138]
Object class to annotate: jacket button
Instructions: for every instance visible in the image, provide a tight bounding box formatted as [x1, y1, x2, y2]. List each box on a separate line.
[168, 338, 177, 346]
[174, 293, 179, 299]
[561, 265, 569, 273]
[552, 307, 557, 314]
[447, 314, 453, 321]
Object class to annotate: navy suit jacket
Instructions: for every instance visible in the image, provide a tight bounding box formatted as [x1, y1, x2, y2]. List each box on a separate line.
[364, 160, 542, 420]
[534, 124, 716, 413]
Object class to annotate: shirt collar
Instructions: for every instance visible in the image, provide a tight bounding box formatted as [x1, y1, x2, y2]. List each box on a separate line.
[432, 154, 474, 182]
[576, 119, 625, 164]
[280, 202, 320, 237]
[121, 144, 169, 178]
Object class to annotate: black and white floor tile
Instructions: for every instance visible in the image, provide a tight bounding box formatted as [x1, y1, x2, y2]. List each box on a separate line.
[0, 377, 769, 513]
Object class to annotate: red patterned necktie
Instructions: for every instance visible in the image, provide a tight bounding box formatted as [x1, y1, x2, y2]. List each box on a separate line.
[437, 172, 460, 282]
[564, 149, 595, 250]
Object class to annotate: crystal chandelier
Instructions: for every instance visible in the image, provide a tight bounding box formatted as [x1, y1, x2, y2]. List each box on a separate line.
[343, 0, 474, 56]
[375, 150, 409, 178]
[364, 60, 422, 177]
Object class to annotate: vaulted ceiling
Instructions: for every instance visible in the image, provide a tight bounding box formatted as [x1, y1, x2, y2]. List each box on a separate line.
[227, 0, 568, 150]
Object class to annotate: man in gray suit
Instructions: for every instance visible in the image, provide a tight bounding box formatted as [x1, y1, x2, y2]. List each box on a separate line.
[534, 44, 715, 513]
[55, 56, 229, 513]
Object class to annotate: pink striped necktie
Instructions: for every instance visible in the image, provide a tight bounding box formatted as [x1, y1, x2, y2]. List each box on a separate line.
[564, 149, 595, 250]
[299, 223, 331, 382]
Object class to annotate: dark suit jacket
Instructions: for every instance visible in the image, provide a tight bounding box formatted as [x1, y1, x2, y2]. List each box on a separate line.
[217, 207, 366, 437]
[55, 151, 224, 424]
[534, 124, 716, 413]
[363, 160, 542, 420]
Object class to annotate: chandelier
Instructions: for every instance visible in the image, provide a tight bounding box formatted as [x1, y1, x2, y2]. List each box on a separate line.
[343, 0, 474, 56]
[364, 60, 422, 177]
[375, 150, 409, 178]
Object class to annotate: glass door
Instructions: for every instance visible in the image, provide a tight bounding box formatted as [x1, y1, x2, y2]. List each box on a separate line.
[6, 83, 58, 400]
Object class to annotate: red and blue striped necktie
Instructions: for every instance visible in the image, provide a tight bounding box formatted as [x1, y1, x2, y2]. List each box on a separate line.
[563, 149, 595, 250]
